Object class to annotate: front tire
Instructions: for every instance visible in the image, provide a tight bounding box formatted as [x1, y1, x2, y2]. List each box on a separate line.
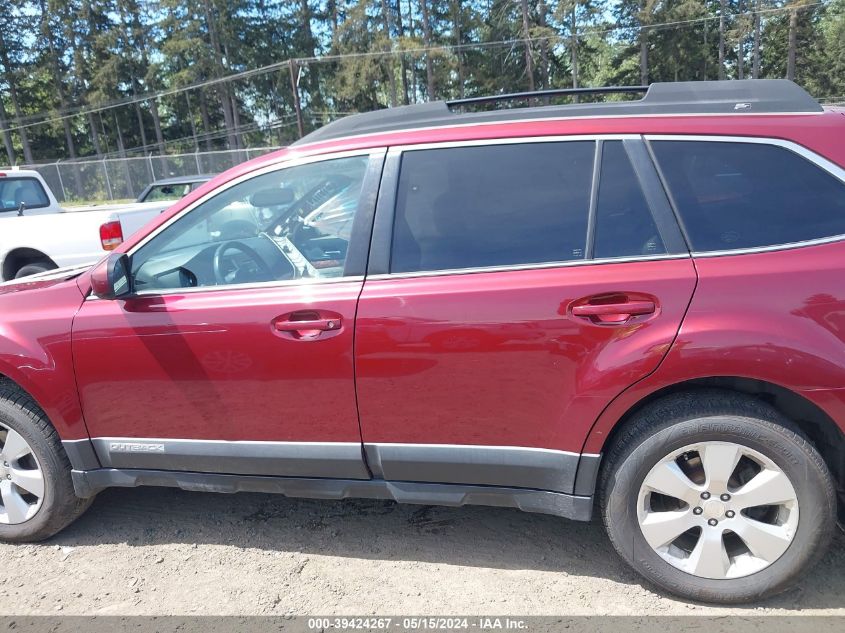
[600, 391, 836, 603]
[0, 382, 92, 542]
[14, 261, 57, 279]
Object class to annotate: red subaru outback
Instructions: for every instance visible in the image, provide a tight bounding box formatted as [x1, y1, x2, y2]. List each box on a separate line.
[1, 80, 843, 603]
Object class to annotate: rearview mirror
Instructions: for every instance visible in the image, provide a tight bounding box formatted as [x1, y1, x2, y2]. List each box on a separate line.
[250, 187, 294, 208]
[90, 252, 131, 299]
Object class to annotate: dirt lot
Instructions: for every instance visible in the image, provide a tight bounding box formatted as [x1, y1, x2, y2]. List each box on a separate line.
[0, 487, 842, 616]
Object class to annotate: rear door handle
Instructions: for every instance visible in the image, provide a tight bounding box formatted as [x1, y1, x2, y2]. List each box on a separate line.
[571, 300, 656, 324]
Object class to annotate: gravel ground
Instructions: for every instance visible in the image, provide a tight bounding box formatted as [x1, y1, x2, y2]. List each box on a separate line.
[0, 487, 842, 616]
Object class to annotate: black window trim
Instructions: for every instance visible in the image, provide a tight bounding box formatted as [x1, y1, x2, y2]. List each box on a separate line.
[367, 134, 690, 280]
[584, 141, 602, 259]
[644, 134, 845, 258]
[366, 150, 401, 276]
[620, 138, 689, 255]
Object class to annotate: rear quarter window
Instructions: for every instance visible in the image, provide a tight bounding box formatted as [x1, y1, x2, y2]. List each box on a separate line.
[651, 140, 845, 252]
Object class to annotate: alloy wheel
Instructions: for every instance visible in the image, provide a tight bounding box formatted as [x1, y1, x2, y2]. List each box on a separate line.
[0, 422, 45, 524]
[637, 441, 799, 579]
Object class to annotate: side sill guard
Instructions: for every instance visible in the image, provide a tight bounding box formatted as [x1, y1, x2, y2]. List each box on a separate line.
[71, 469, 594, 522]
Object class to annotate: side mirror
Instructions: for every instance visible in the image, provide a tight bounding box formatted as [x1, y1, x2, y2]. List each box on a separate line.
[90, 253, 131, 299]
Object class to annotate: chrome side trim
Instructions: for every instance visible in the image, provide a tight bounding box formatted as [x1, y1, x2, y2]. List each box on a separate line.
[86, 438, 600, 496]
[365, 443, 597, 494]
[88, 149, 382, 300]
[364, 253, 689, 282]
[90, 438, 370, 480]
[126, 148, 382, 257]
[691, 234, 845, 258]
[86, 274, 365, 300]
[128, 274, 365, 298]
[70, 469, 594, 521]
[366, 133, 845, 277]
[86, 154, 383, 301]
[644, 134, 845, 182]
[387, 133, 638, 153]
[370, 135, 691, 279]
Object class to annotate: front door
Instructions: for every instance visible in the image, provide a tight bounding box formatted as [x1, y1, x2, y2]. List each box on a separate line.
[72, 151, 383, 479]
[355, 139, 697, 493]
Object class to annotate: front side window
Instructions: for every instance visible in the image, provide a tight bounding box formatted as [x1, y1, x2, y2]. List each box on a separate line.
[652, 141, 845, 252]
[0, 177, 50, 212]
[390, 142, 595, 273]
[130, 155, 369, 292]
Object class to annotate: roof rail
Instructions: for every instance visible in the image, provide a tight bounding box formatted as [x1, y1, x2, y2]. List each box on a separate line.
[294, 80, 823, 147]
[446, 86, 648, 108]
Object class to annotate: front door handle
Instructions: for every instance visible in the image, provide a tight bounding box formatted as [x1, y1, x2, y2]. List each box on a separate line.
[571, 300, 656, 324]
[272, 312, 342, 339]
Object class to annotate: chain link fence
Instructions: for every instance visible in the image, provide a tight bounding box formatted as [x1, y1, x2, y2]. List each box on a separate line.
[1, 147, 284, 204]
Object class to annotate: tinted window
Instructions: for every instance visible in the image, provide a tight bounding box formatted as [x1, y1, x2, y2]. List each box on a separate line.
[390, 142, 594, 273]
[131, 155, 368, 292]
[652, 141, 845, 252]
[594, 141, 665, 258]
[0, 177, 49, 212]
[140, 183, 191, 202]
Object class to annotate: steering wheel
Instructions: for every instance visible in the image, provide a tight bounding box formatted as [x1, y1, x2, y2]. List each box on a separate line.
[212, 240, 273, 285]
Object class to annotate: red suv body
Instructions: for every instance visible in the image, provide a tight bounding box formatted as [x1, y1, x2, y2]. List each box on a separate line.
[0, 80, 843, 603]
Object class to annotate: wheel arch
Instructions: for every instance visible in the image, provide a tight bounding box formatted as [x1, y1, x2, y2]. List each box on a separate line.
[0, 352, 87, 442]
[2, 248, 57, 281]
[0, 369, 55, 431]
[589, 376, 845, 509]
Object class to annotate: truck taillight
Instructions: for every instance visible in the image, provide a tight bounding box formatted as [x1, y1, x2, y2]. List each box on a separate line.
[99, 221, 123, 251]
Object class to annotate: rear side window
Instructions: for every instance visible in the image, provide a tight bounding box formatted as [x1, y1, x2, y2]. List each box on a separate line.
[651, 141, 845, 252]
[390, 142, 594, 273]
[594, 141, 666, 258]
[0, 177, 50, 212]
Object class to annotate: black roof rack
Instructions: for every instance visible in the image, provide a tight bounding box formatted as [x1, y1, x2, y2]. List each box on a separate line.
[446, 85, 648, 108]
[295, 80, 822, 146]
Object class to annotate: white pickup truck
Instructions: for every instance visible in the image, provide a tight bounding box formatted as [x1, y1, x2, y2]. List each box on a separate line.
[0, 168, 185, 280]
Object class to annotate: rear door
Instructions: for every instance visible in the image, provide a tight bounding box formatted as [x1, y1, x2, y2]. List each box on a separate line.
[355, 137, 697, 494]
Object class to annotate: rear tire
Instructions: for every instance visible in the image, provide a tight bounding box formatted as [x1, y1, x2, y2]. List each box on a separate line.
[599, 390, 836, 603]
[0, 381, 92, 542]
[14, 261, 57, 279]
